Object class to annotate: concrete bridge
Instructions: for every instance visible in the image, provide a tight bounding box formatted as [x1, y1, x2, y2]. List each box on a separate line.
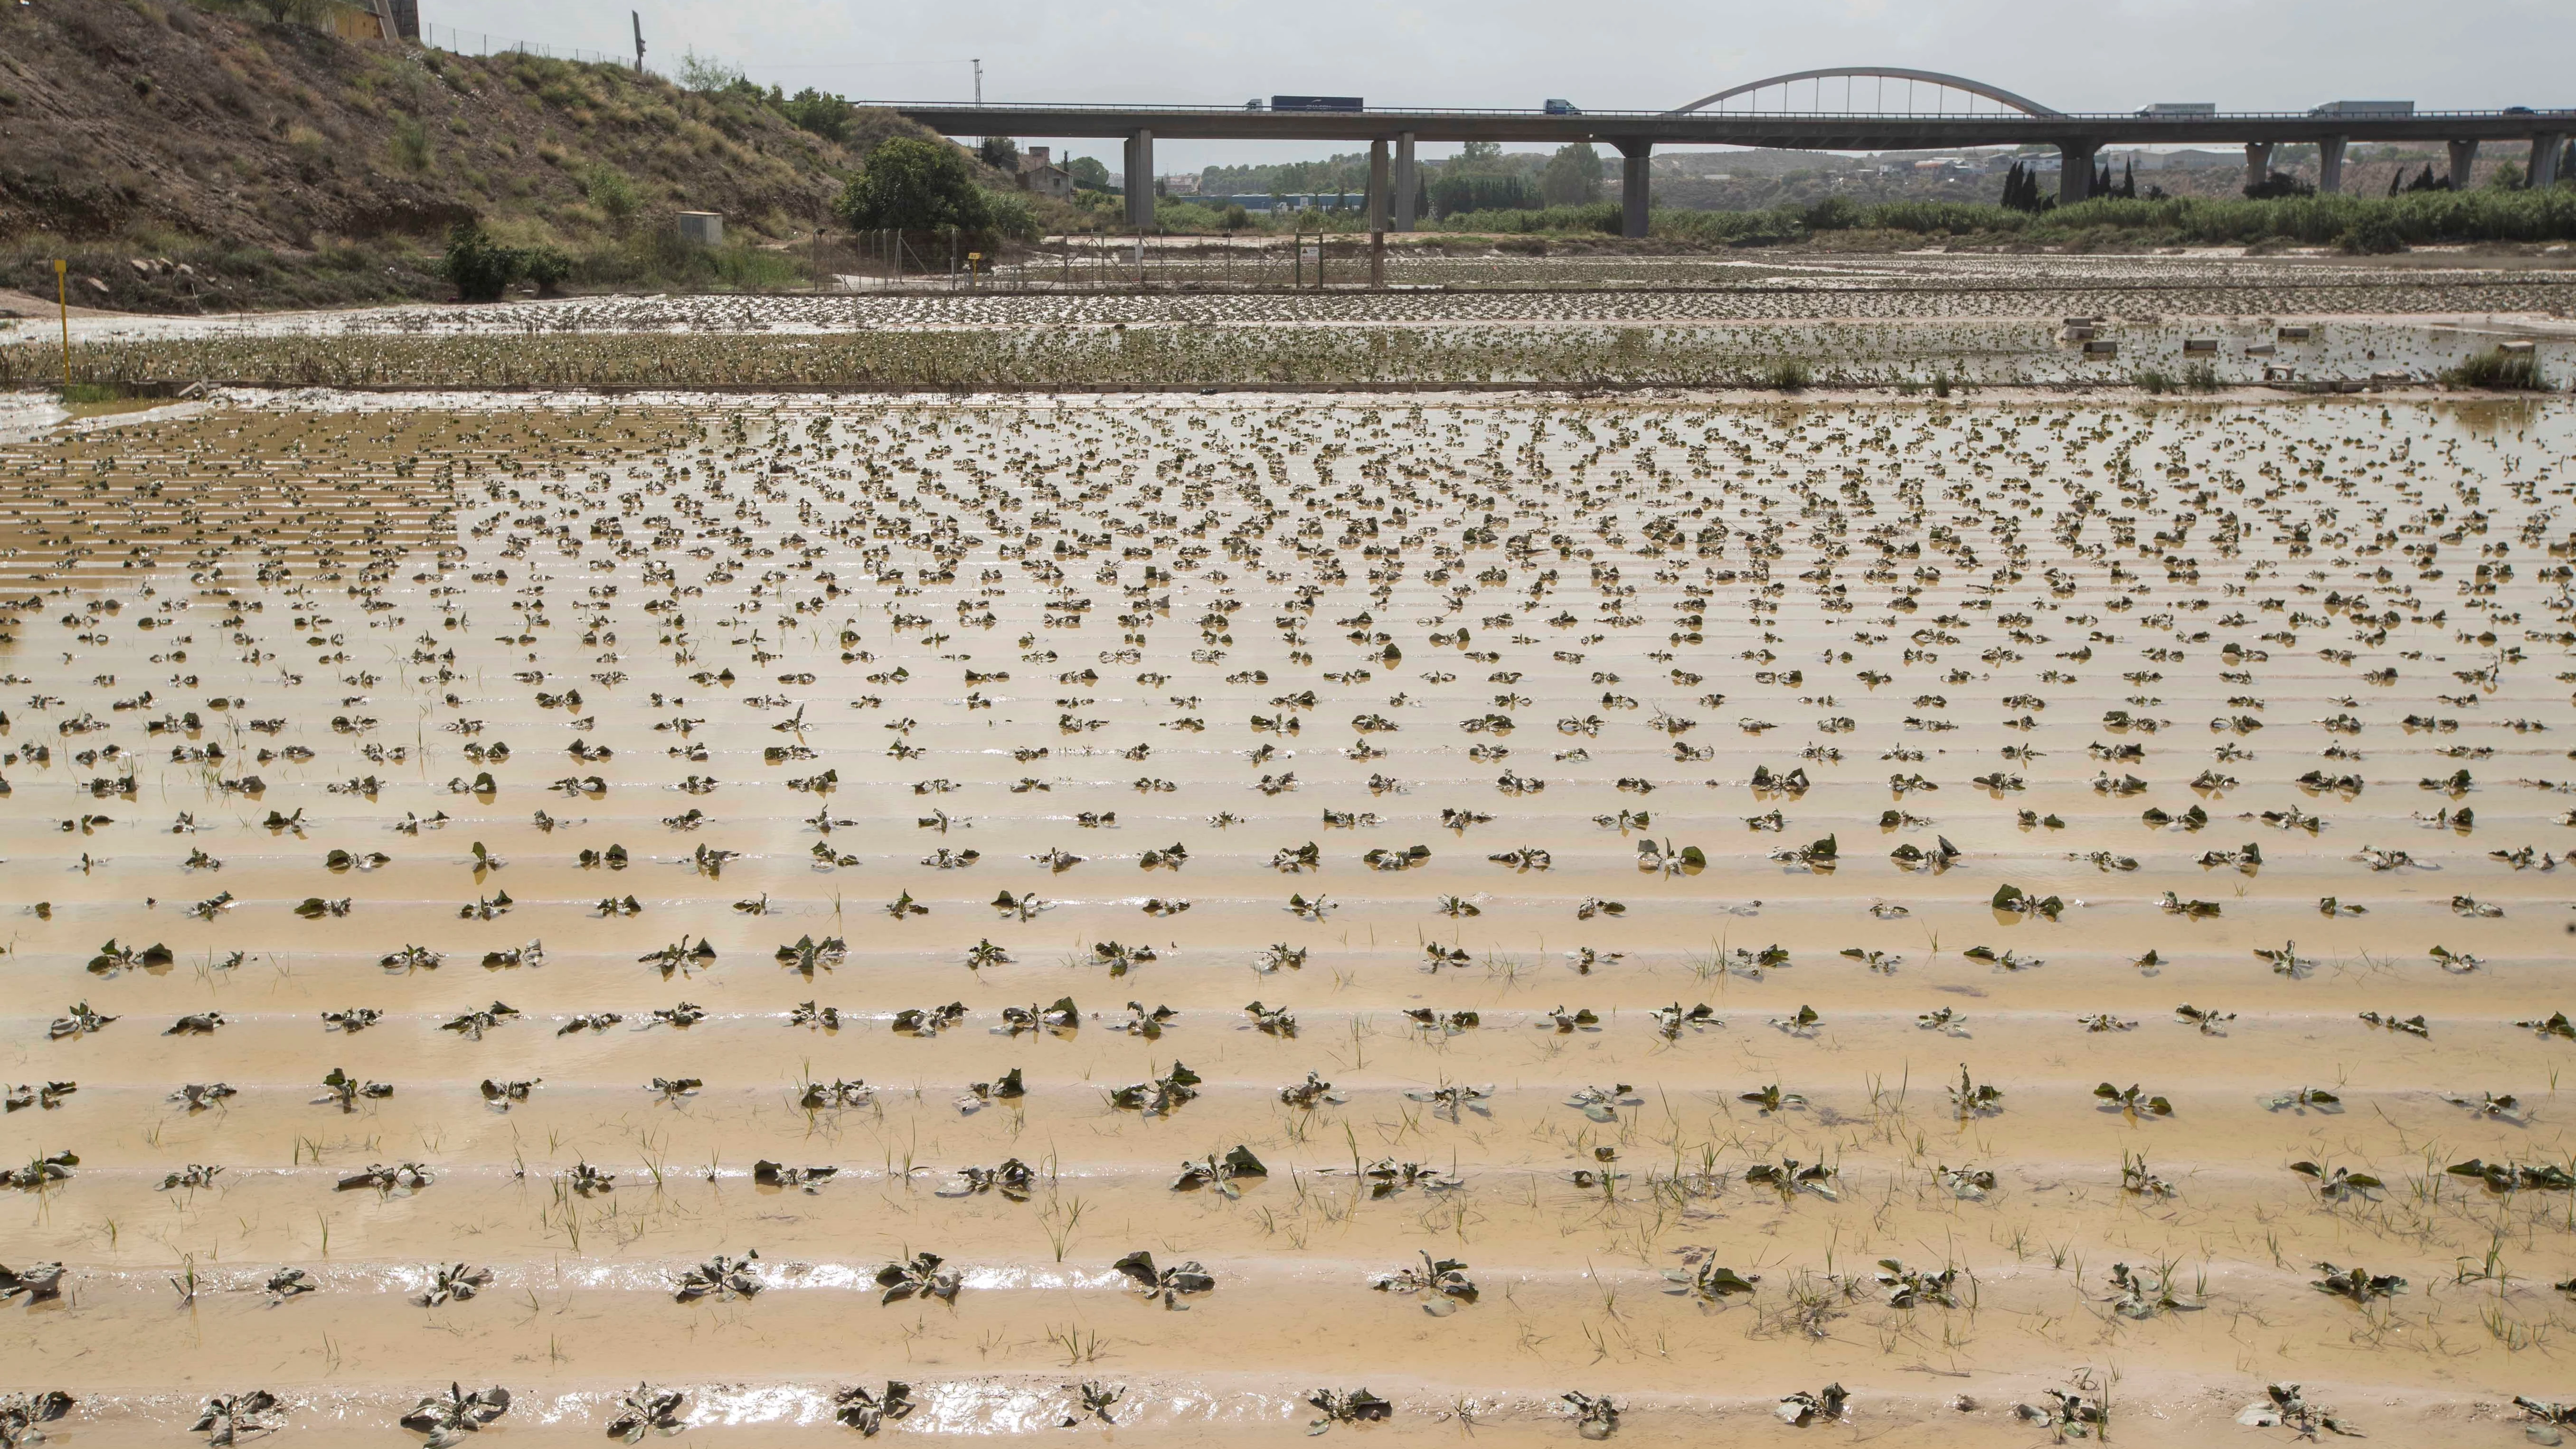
[881, 68, 2574, 238]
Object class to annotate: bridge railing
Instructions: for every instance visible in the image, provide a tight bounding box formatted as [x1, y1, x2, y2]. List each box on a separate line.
[869, 101, 2574, 122]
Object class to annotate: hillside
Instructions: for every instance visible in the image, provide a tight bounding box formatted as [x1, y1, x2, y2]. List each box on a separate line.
[0, 0, 989, 311]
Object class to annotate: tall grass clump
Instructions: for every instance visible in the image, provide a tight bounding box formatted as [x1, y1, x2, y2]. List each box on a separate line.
[2441, 347, 2551, 391]
[1861, 188, 2576, 247]
[1764, 358, 1813, 391]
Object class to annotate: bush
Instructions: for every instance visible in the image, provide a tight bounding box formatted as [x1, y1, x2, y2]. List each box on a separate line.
[586, 166, 641, 233]
[2134, 367, 2177, 394]
[389, 117, 430, 172]
[1826, 190, 2576, 247]
[2337, 213, 2406, 254]
[978, 189, 1042, 244]
[441, 221, 521, 302]
[1764, 358, 1813, 390]
[1803, 195, 1864, 231]
[1430, 204, 1617, 235]
[2243, 172, 2316, 199]
[521, 246, 572, 297]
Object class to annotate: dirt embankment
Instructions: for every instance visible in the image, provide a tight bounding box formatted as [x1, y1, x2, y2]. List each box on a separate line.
[0, 2, 985, 311]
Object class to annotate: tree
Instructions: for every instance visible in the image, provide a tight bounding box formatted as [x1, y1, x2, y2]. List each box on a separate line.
[977, 136, 1020, 173]
[675, 48, 745, 94]
[1430, 170, 1537, 218]
[1999, 161, 2053, 214]
[1451, 141, 1506, 172]
[834, 137, 992, 232]
[1538, 142, 1604, 206]
[1067, 155, 1113, 192]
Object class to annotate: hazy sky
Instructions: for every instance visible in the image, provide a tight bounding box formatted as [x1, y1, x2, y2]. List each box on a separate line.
[416, 0, 2576, 176]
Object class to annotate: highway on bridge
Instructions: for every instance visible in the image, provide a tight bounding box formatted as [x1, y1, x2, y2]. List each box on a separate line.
[877, 68, 2575, 238]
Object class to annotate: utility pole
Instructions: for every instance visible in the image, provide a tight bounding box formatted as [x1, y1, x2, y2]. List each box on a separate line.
[631, 10, 645, 73]
[973, 59, 983, 104]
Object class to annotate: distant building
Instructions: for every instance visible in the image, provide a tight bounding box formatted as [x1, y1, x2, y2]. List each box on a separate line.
[1223, 193, 1361, 213]
[320, 0, 416, 41]
[1017, 147, 1073, 202]
[1160, 174, 1202, 195]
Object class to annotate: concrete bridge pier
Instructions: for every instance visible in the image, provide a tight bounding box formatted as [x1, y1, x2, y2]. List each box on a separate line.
[1123, 130, 1154, 228]
[2530, 133, 2565, 190]
[1367, 138, 1391, 231]
[2243, 141, 2274, 193]
[2058, 141, 2098, 205]
[2317, 135, 2347, 193]
[1616, 140, 1651, 238]
[1394, 133, 1417, 231]
[2447, 140, 2479, 190]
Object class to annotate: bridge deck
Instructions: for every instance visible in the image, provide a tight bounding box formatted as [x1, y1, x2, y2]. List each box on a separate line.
[881, 102, 2574, 150]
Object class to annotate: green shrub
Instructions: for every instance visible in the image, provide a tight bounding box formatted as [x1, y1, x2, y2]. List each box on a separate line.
[2337, 213, 2405, 254]
[978, 190, 1041, 244]
[1428, 204, 1617, 235]
[521, 246, 573, 296]
[389, 116, 431, 172]
[2184, 361, 2221, 393]
[1833, 190, 2576, 247]
[441, 221, 520, 302]
[1764, 358, 1812, 390]
[585, 166, 640, 233]
[2134, 367, 2177, 394]
[1803, 195, 1864, 231]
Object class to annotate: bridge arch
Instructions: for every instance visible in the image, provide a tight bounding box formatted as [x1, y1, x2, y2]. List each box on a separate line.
[1670, 67, 2064, 120]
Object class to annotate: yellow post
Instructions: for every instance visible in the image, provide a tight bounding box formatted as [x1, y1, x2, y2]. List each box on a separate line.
[54, 258, 71, 386]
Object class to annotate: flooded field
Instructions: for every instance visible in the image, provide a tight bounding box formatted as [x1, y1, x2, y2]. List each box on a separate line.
[2, 384, 2575, 1447]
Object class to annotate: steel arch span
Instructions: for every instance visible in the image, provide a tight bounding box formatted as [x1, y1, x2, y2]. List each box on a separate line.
[1670, 68, 2065, 119]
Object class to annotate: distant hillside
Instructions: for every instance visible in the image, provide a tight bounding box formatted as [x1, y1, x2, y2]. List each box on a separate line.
[0, 0, 992, 310]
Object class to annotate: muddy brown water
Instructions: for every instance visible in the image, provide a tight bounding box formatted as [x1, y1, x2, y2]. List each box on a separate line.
[0, 392, 2572, 1445]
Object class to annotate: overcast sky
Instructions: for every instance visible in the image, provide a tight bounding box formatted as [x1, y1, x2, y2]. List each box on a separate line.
[416, 0, 2576, 176]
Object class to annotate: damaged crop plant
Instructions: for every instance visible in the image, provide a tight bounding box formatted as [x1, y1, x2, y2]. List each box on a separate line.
[4, 246, 2573, 1449]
